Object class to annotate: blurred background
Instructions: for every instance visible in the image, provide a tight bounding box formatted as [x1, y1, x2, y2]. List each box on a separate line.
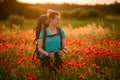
[0, 0, 120, 30]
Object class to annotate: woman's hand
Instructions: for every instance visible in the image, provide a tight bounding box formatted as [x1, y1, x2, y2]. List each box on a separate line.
[58, 49, 64, 56]
[48, 52, 54, 59]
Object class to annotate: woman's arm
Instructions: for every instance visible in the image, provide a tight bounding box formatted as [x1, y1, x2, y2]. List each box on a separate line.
[38, 39, 55, 58]
[37, 39, 49, 57]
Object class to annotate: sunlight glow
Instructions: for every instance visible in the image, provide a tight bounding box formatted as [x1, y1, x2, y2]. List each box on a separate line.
[17, 0, 120, 5]
[18, 0, 75, 4]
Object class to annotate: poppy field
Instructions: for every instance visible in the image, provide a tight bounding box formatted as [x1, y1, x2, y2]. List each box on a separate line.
[0, 25, 120, 80]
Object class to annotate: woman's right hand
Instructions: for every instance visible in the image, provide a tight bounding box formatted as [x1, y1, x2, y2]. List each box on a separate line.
[48, 52, 54, 59]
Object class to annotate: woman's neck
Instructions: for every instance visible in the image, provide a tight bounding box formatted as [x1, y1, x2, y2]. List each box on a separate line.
[48, 24, 56, 31]
[48, 24, 58, 35]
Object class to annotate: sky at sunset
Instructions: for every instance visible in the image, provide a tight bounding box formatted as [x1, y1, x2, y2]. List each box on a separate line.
[17, 0, 120, 5]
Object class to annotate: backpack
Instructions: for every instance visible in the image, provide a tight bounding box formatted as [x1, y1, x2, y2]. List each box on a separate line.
[32, 27, 62, 60]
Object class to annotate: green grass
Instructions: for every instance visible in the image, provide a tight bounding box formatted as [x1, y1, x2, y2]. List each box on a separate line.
[23, 17, 120, 30]
[0, 16, 120, 30]
[22, 19, 36, 30]
[60, 18, 120, 28]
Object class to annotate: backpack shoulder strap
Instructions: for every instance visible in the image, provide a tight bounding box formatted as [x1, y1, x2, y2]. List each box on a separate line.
[58, 27, 62, 48]
[32, 28, 47, 60]
[43, 28, 47, 50]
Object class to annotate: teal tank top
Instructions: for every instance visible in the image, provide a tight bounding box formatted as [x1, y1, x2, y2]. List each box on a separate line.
[39, 28, 66, 54]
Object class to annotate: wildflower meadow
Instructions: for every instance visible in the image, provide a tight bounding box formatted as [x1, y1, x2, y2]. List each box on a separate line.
[0, 24, 120, 80]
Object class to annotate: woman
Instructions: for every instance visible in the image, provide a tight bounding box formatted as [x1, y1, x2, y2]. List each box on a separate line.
[38, 9, 66, 74]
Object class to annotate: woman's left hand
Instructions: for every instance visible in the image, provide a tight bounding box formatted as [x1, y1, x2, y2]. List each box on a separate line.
[58, 50, 64, 56]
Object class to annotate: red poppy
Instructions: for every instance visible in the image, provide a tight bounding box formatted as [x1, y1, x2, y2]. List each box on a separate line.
[49, 62, 54, 68]
[66, 62, 72, 67]
[14, 41, 19, 45]
[75, 63, 82, 68]
[15, 53, 22, 57]
[3, 59, 8, 64]
[56, 68, 62, 74]
[104, 67, 109, 70]
[96, 66, 100, 69]
[27, 73, 35, 80]
[16, 57, 26, 65]
[91, 63, 96, 67]
[7, 65, 13, 71]
[79, 74, 85, 79]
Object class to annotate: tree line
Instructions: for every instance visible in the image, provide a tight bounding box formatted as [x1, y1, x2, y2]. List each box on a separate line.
[0, 0, 120, 20]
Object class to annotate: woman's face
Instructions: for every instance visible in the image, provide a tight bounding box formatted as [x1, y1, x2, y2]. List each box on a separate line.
[51, 15, 60, 27]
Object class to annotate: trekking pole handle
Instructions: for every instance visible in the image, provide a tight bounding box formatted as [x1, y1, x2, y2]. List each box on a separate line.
[59, 48, 68, 54]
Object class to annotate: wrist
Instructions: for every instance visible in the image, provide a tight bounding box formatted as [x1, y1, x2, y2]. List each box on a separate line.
[62, 48, 68, 54]
[49, 51, 54, 53]
[45, 53, 49, 57]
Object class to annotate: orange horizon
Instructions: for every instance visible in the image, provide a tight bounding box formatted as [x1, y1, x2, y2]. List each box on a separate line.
[17, 0, 120, 5]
